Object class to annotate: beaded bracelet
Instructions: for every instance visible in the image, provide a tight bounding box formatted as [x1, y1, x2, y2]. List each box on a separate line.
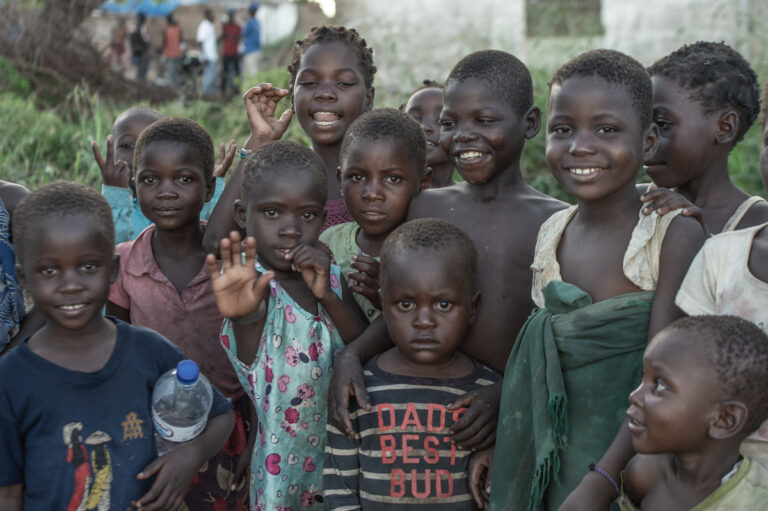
[588, 463, 620, 497]
[238, 148, 252, 159]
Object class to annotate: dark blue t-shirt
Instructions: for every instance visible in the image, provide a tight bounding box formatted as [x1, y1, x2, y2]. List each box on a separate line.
[0, 318, 231, 510]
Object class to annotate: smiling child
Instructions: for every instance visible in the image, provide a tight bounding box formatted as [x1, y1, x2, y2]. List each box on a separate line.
[619, 316, 768, 511]
[320, 108, 431, 321]
[323, 218, 500, 510]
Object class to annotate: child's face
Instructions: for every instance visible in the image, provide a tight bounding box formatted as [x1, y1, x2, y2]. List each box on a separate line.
[235, 171, 326, 273]
[292, 42, 374, 147]
[644, 76, 716, 189]
[439, 78, 533, 184]
[381, 250, 478, 367]
[340, 137, 428, 238]
[113, 114, 157, 171]
[405, 87, 450, 167]
[546, 76, 656, 202]
[760, 123, 768, 192]
[134, 141, 213, 231]
[17, 214, 116, 333]
[626, 330, 722, 455]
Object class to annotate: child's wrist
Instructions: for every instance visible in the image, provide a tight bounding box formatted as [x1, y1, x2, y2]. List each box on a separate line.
[229, 305, 266, 325]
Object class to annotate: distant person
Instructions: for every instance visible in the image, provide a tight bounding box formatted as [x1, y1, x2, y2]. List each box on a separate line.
[162, 13, 183, 88]
[242, 2, 261, 77]
[196, 9, 218, 97]
[110, 17, 128, 72]
[130, 12, 150, 81]
[220, 9, 242, 95]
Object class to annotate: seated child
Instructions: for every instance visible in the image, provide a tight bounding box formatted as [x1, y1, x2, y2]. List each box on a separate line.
[329, 50, 566, 451]
[203, 25, 377, 252]
[619, 315, 768, 510]
[105, 118, 249, 508]
[641, 41, 768, 233]
[489, 50, 705, 511]
[0, 182, 233, 510]
[403, 80, 456, 188]
[92, 105, 231, 243]
[323, 218, 501, 510]
[320, 108, 431, 322]
[205, 140, 368, 509]
[0, 180, 28, 350]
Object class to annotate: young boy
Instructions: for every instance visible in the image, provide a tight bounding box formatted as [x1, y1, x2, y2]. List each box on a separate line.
[0, 182, 233, 510]
[330, 50, 566, 449]
[106, 118, 250, 508]
[620, 315, 768, 510]
[323, 218, 500, 510]
[641, 41, 768, 233]
[92, 106, 233, 243]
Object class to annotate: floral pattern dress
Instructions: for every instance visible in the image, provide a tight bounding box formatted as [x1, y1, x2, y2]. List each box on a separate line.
[220, 262, 345, 511]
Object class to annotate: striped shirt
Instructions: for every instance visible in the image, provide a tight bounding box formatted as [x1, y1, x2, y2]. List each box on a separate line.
[323, 355, 500, 510]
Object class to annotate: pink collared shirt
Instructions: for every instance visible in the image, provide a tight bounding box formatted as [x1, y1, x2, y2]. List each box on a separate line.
[109, 224, 243, 400]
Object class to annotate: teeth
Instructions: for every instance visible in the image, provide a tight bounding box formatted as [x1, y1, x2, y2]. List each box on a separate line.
[427, 141, 438, 147]
[313, 112, 340, 124]
[458, 151, 483, 160]
[569, 167, 601, 176]
[60, 304, 85, 311]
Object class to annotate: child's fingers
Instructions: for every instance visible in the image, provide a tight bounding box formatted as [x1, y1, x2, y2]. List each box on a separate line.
[351, 257, 379, 278]
[205, 253, 220, 279]
[347, 271, 376, 289]
[447, 392, 474, 411]
[473, 430, 497, 451]
[136, 457, 163, 480]
[219, 237, 233, 271]
[253, 271, 275, 297]
[451, 411, 491, 444]
[91, 140, 106, 171]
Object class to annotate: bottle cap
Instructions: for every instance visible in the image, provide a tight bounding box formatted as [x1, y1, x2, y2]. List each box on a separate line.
[176, 360, 199, 385]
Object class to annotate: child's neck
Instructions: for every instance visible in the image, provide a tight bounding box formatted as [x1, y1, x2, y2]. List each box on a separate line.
[669, 446, 742, 496]
[576, 181, 642, 226]
[464, 161, 527, 198]
[378, 347, 475, 379]
[29, 317, 117, 372]
[151, 221, 205, 258]
[676, 159, 747, 207]
[430, 161, 455, 188]
[312, 141, 342, 201]
[355, 226, 388, 257]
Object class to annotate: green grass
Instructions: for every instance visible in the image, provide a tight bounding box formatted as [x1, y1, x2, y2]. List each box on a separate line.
[1, 59, 765, 202]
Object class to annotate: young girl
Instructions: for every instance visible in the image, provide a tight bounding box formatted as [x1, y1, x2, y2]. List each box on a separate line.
[640, 41, 768, 234]
[205, 140, 368, 509]
[320, 108, 431, 321]
[203, 25, 376, 253]
[403, 80, 456, 188]
[488, 50, 704, 511]
[106, 118, 249, 509]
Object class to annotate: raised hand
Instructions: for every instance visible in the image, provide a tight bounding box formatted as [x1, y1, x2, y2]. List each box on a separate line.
[242, 83, 293, 148]
[348, 254, 381, 309]
[205, 231, 274, 320]
[91, 134, 130, 188]
[213, 140, 237, 178]
[285, 243, 333, 301]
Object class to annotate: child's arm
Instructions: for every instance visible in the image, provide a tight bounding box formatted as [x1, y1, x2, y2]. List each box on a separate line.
[447, 382, 501, 450]
[468, 447, 494, 510]
[287, 243, 368, 343]
[136, 410, 235, 510]
[0, 484, 22, 511]
[205, 232, 274, 364]
[202, 85, 293, 256]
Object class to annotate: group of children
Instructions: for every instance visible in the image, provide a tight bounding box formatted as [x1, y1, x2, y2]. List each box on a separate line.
[1, 22, 768, 511]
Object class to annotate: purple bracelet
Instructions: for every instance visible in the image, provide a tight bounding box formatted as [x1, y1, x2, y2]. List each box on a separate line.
[588, 463, 620, 497]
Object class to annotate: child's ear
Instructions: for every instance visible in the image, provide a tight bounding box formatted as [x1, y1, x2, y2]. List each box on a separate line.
[365, 87, 375, 112]
[468, 291, 481, 325]
[420, 167, 433, 190]
[715, 110, 739, 146]
[643, 123, 660, 162]
[110, 254, 120, 284]
[523, 105, 542, 140]
[234, 199, 247, 229]
[205, 176, 216, 203]
[709, 400, 749, 440]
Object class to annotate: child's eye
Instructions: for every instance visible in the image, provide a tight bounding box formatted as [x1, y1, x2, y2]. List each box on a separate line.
[40, 267, 57, 276]
[176, 175, 193, 184]
[477, 117, 496, 125]
[298, 80, 317, 87]
[435, 300, 453, 311]
[337, 81, 356, 88]
[141, 176, 156, 185]
[397, 300, 414, 311]
[439, 119, 455, 129]
[551, 125, 572, 135]
[119, 142, 134, 150]
[654, 119, 671, 131]
[81, 262, 98, 272]
[597, 125, 617, 135]
[350, 174, 365, 182]
[264, 208, 279, 218]
[301, 211, 318, 221]
[384, 175, 402, 184]
[653, 378, 668, 393]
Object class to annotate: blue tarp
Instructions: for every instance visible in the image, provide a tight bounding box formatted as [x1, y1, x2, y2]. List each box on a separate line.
[99, 0, 207, 17]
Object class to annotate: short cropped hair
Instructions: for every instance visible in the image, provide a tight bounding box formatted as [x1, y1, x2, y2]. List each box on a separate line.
[648, 41, 759, 144]
[665, 315, 768, 433]
[446, 50, 533, 116]
[112, 105, 163, 134]
[287, 25, 376, 93]
[133, 117, 215, 180]
[550, 49, 653, 130]
[758, 76, 768, 130]
[340, 108, 427, 176]
[400, 80, 444, 111]
[242, 140, 328, 203]
[13, 181, 114, 261]
[380, 218, 477, 292]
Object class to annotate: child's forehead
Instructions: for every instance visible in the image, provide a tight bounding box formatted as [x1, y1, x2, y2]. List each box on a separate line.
[444, 78, 515, 113]
[25, 213, 112, 253]
[549, 76, 636, 115]
[299, 41, 361, 72]
[247, 168, 325, 202]
[113, 114, 158, 137]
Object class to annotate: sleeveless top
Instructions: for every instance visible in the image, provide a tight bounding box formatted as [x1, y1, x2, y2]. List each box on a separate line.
[162, 25, 182, 58]
[722, 195, 767, 232]
[531, 205, 681, 307]
[0, 196, 26, 350]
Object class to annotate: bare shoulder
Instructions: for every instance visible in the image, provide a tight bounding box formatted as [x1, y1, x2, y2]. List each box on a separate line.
[662, 214, 706, 258]
[736, 198, 768, 229]
[516, 185, 568, 218]
[407, 185, 466, 219]
[623, 454, 669, 503]
[0, 181, 30, 216]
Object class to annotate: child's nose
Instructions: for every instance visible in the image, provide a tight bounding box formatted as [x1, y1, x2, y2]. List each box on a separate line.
[569, 132, 596, 156]
[314, 81, 337, 101]
[414, 307, 436, 328]
[362, 181, 384, 201]
[59, 270, 85, 292]
[628, 382, 644, 407]
[454, 124, 477, 143]
[279, 219, 302, 238]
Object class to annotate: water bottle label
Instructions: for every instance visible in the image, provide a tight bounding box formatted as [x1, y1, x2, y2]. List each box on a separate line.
[152, 409, 207, 443]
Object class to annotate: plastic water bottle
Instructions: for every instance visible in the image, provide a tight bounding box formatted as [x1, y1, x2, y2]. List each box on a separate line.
[151, 360, 213, 455]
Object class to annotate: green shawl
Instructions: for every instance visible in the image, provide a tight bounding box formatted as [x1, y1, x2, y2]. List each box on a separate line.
[490, 280, 653, 511]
